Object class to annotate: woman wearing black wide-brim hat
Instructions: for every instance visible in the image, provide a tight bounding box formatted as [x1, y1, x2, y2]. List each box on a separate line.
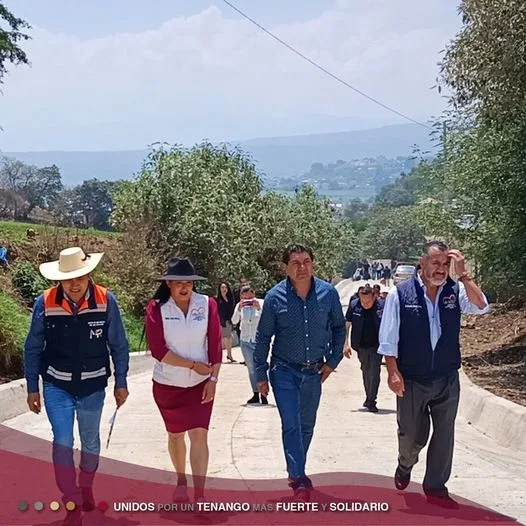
[144, 257, 222, 504]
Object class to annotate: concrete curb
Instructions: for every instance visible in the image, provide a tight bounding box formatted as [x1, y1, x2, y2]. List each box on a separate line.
[459, 368, 526, 453]
[0, 352, 153, 424]
[0, 379, 27, 422]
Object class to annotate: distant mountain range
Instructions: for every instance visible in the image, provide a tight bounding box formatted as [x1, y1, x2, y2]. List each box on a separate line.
[2, 123, 435, 186]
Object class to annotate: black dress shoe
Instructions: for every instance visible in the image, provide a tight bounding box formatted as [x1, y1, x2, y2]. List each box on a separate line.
[367, 404, 379, 413]
[260, 395, 268, 405]
[81, 487, 95, 512]
[426, 494, 460, 509]
[394, 466, 410, 490]
[246, 393, 259, 404]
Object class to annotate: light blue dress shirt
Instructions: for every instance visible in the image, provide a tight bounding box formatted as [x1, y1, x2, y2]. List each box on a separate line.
[378, 275, 489, 358]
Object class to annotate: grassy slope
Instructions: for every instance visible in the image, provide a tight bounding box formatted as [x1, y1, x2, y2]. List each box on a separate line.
[0, 291, 30, 378]
[0, 220, 118, 244]
[0, 221, 144, 381]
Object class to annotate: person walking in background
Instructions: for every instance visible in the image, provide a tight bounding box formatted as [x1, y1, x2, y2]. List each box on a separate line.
[231, 285, 266, 405]
[24, 247, 129, 526]
[344, 284, 384, 412]
[145, 257, 222, 505]
[233, 277, 249, 350]
[379, 241, 489, 509]
[372, 284, 381, 299]
[377, 262, 384, 280]
[254, 243, 346, 501]
[233, 277, 249, 305]
[216, 281, 236, 363]
[382, 266, 392, 287]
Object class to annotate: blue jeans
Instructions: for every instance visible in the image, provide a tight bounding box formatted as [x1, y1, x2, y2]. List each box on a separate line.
[43, 382, 105, 505]
[240, 340, 257, 392]
[269, 359, 322, 480]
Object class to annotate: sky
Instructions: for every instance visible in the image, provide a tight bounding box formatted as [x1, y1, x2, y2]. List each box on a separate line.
[0, 0, 461, 151]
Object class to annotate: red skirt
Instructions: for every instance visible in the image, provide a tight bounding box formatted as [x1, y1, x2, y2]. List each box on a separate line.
[152, 380, 214, 433]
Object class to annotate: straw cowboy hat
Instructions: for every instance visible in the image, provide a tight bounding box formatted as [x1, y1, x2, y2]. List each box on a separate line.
[39, 247, 104, 281]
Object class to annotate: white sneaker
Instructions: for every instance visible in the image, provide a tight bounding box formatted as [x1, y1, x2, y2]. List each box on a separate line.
[172, 485, 189, 503]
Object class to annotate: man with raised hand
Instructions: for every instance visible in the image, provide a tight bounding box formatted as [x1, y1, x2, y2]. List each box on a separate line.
[378, 241, 489, 509]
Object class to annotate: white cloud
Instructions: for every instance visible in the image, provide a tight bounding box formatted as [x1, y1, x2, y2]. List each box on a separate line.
[0, 1, 460, 150]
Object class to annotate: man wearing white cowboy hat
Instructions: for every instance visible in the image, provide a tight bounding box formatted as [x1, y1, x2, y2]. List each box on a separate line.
[24, 247, 130, 526]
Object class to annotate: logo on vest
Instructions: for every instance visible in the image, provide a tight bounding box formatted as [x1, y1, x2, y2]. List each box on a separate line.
[90, 329, 104, 339]
[191, 306, 206, 322]
[443, 294, 457, 310]
[88, 320, 105, 327]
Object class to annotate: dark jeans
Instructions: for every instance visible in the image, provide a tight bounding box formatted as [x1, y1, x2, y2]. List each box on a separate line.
[269, 359, 322, 480]
[43, 382, 105, 505]
[357, 346, 382, 406]
[397, 370, 460, 495]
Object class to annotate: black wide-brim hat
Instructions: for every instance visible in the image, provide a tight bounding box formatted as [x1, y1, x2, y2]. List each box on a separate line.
[157, 257, 206, 281]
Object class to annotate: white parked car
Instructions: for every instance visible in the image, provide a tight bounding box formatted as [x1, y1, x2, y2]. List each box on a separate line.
[393, 264, 416, 285]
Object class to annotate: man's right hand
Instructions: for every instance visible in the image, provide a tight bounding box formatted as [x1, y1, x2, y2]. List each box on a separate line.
[257, 381, 269, 397]
[193, 362, 213, 376]
[343, 344, 352, 359]
[388, 370, 405, 397]
[27, 393, 41, 414]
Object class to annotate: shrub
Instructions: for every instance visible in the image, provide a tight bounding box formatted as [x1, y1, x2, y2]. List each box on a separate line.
[0, 291, 29, 378]
[11, 261, 50, 306]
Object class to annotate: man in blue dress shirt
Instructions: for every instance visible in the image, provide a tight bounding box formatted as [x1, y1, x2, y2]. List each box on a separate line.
[254, 243, 346, 500]
[378, 241, 489, 509]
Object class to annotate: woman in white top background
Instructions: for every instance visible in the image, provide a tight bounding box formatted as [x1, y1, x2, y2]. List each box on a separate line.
[145, 257, 222, 504]
[231, 285, 266, 405]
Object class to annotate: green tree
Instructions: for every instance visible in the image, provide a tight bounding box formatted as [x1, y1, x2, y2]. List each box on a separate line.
[434, 0, 526, 298]
[72, 179, 116, 230]
[359, 206, 426, 262]
[0, 157, 63, 218]
[440, 0, 526, 122]
[20, 164, 63, 217]
[0, 3, 30, 86]
[112, 143, 356, 302]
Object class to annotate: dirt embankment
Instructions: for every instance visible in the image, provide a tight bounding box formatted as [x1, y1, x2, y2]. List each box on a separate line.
[461, 306, 526, 406]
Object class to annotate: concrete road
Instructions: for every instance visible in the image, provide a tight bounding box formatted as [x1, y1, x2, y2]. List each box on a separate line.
[4, 278, 526, 523]
[5, 350, 526, 523]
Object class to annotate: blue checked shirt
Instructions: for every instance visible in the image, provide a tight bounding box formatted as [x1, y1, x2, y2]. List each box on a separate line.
[254, 277, 346, 383]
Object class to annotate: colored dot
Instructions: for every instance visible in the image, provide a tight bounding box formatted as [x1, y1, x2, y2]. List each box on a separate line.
[65, 501, 76, 511]
[18, 501, 29, 512]
[98, 501, 109, 512]
[34, 501, 44, 512]
[50, 501, 61, 512]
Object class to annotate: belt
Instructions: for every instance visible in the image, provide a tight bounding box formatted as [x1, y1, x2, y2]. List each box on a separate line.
[274, 358, 324, 371]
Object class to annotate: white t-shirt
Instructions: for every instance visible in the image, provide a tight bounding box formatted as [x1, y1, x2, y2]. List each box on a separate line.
[231, 299, 264, 343]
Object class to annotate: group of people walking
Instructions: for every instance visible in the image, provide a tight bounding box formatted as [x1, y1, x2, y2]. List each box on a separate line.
[353, 261, 391, 284]
[24, 240, 489, 525]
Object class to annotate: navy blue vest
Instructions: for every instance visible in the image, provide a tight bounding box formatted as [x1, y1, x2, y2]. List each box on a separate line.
[41, 282, 110, 396]
[349, 298, 384, 350]
[397, 276, 461, 380]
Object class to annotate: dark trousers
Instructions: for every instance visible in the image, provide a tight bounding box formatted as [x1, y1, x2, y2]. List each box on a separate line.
[357, 347, 382, 406]
[397, 370, 460, 495]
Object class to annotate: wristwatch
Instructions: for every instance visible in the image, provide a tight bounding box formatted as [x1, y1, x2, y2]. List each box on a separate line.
[209, 376, 218, 383]
[459, 272, 471, 282]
